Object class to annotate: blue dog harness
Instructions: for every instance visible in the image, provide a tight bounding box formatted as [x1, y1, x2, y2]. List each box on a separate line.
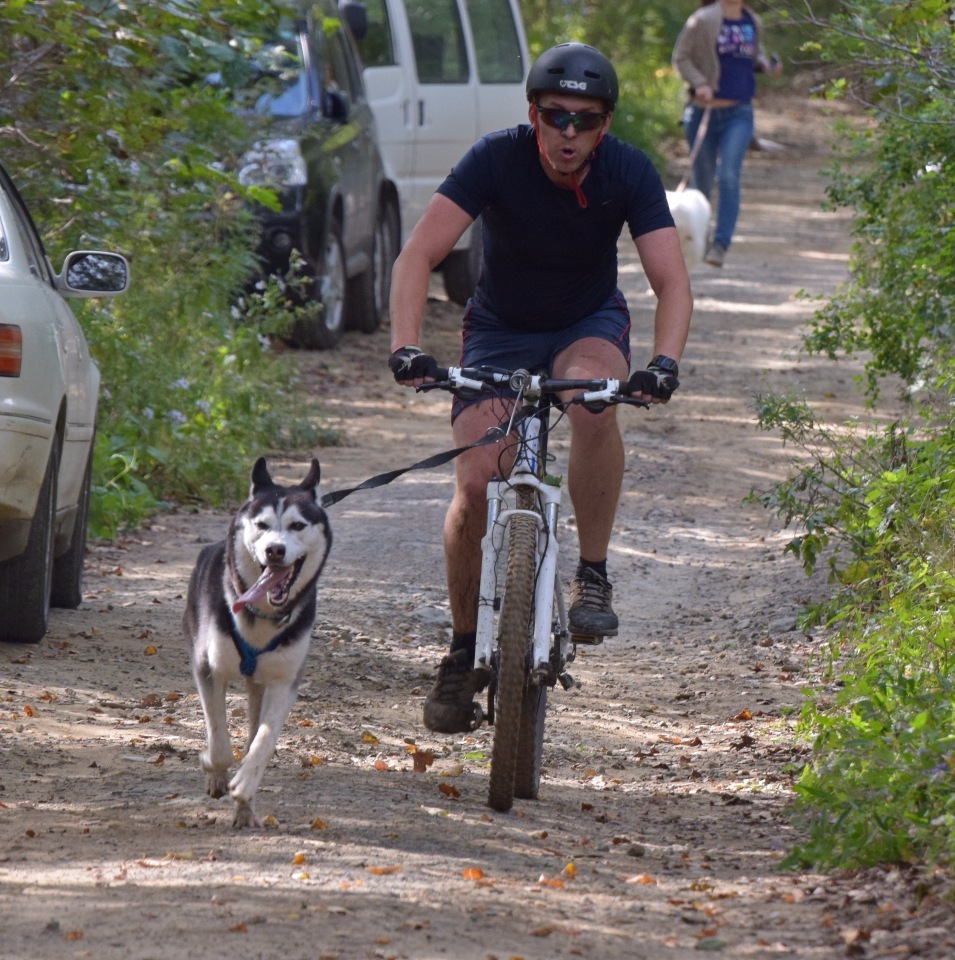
[228, 612, 297, 677]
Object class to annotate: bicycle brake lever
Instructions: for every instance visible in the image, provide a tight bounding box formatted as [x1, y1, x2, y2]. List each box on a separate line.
[616, 396, 651, 409]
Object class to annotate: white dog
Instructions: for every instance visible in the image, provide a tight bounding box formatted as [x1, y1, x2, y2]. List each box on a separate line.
[666, 187, 711, 272]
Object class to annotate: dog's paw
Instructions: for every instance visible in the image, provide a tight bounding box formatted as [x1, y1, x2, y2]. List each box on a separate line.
[232, 799, 261, 830]
[229, 761, 263, 805]
[205, 770, 229, 799]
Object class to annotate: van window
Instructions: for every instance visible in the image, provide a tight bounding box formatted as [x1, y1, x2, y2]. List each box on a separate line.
[469, 0, 524, 83]
[406, 0, 468, 84]
[356, 0, 397, 67]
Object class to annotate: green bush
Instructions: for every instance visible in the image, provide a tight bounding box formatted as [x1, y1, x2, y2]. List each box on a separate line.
[0, 0, 332, 534]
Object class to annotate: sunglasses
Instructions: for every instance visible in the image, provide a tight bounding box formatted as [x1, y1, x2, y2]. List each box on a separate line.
[537, 106, 608, 133]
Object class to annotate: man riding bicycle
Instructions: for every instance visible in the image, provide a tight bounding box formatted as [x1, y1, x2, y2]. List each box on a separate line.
[388, 42, 693, 735]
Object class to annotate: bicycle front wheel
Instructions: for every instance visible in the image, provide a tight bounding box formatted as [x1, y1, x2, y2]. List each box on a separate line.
[488, 492, 538, 813]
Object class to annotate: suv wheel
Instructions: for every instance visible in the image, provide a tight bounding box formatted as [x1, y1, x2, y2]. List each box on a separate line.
[293, 219, 347, 350]
[347, 197, 400, 334]
[442, 217, 483, 306]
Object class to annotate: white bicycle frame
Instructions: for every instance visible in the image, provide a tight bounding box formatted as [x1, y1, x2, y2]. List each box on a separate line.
[473, 402, 569, 682]
[436, 367, 629, 684]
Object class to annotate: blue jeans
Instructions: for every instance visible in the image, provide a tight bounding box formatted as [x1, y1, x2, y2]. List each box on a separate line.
[682, 101, 754, 251]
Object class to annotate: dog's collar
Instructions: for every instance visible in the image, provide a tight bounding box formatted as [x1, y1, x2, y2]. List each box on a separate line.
[240, 602, 291, 624]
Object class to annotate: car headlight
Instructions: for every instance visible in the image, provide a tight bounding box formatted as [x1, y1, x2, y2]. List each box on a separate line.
[238, 139, 307, 188]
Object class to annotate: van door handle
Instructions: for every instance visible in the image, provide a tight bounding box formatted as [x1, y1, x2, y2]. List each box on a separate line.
[418, 100, 425, 127]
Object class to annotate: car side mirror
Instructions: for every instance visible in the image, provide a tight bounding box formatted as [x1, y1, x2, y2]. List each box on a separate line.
[57, 251, 130, 297]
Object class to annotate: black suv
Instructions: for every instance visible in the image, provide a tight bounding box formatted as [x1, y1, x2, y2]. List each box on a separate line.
[236, 0, 399, 348]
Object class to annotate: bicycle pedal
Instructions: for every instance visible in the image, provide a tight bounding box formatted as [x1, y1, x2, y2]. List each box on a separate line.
[571, 633, 604, 646]
[558, 672, 577, 690]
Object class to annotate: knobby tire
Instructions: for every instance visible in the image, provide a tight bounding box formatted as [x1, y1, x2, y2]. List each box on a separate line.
[488, 488, 538, 813]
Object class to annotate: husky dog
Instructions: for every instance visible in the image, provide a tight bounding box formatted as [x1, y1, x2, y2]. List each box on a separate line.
[183, 457, 331, 828]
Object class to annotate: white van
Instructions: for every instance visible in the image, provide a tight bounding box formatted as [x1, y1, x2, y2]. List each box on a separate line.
[356, 0, 529, 304]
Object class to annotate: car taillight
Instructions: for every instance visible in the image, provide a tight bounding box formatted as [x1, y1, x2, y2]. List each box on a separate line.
[0, 324, 22, 377]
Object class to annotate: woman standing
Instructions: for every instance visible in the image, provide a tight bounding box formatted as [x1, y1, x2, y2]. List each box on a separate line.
[672, 0, 781, 267]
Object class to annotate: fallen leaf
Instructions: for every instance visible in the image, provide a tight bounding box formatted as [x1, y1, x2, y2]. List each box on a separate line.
[733, 709, 752, 721]
[462, 867, 485, 880]
[365, 865, 401, 875]
[438, 783, 460, 799]
[562, 862, 577, 878]
[625, 874, 657, 885]
[374, 759, 389, 771]
[537, 875, 564, 888]
[412, 749, 434, 773]
[144, 645, 158, 656]
[361, 731, 379, 745]
[292, 852, 307, 865]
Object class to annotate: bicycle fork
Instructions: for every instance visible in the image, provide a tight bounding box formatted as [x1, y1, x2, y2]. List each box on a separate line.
[474, 475, 572, 707]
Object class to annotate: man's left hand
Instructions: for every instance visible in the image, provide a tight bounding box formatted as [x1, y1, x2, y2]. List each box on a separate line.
[626, 356, 679, 401]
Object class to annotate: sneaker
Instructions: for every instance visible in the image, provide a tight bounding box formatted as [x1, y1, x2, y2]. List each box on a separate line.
[422, 649, 489, 734]
[704, 242, 726, 267]
[568, 568, 619, 637]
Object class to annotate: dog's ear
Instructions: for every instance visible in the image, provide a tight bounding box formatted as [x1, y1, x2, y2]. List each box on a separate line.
[250, 457, 272, 495]
[299, 458, 321, 495]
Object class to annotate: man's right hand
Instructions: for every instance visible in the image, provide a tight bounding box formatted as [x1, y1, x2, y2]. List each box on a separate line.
[388, 346, 438, 383]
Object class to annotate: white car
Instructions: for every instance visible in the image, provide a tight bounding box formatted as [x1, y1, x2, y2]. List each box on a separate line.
[0, 160, 129, 644]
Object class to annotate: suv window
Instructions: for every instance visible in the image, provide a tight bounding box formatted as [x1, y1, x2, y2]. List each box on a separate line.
[322, 20, 363, 101]
[470, 0, 524, 83]
[356, 0, 397, 67]
[406, 0, 468, 84]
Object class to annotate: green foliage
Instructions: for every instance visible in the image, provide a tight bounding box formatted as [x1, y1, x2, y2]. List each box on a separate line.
[752, 373, 955, 869]
[746, 1, 955, 874]
[0, 0, 329, 533]
[788, 669, 955, 870]
[764, 0, 955, 399]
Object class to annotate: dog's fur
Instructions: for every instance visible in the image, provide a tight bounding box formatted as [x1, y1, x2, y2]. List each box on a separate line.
[183, 457, 330, 828]
[666, 187, 712, 271]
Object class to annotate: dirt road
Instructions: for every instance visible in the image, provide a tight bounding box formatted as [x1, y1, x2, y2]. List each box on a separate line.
[2, 96, 953, 959]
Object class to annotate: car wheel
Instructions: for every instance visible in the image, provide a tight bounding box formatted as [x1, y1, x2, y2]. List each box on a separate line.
[51, 444, 93, 609]
[292, 219, 347, 350]
[347, 197, 400, 334]
[0, 443, 58, 644]
[442, 217, 483, 306]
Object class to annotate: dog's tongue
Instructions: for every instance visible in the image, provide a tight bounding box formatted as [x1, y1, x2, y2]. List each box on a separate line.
[232, 566, 287, 613]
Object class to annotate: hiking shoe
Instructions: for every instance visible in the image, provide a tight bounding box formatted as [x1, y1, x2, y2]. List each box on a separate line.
[422, 649, 489, 734]
[568, 568, 619, 637]
[704, 242, 726, 267]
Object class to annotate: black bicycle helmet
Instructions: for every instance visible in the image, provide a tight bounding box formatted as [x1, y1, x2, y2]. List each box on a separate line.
[525, 42, 619, 110]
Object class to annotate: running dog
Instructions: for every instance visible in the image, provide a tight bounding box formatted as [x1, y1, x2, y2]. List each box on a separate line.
[666, 187, 711, 271]
[183, 457, 331, 828]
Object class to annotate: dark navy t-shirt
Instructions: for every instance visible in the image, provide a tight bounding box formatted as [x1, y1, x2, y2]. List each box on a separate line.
[435, 125, 674, 332]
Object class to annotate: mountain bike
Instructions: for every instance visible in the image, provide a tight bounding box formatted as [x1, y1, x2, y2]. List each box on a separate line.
[419, 366, 646, 812]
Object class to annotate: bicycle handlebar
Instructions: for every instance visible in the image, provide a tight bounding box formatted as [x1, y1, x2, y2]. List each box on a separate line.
[418, 365, 649, 409]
